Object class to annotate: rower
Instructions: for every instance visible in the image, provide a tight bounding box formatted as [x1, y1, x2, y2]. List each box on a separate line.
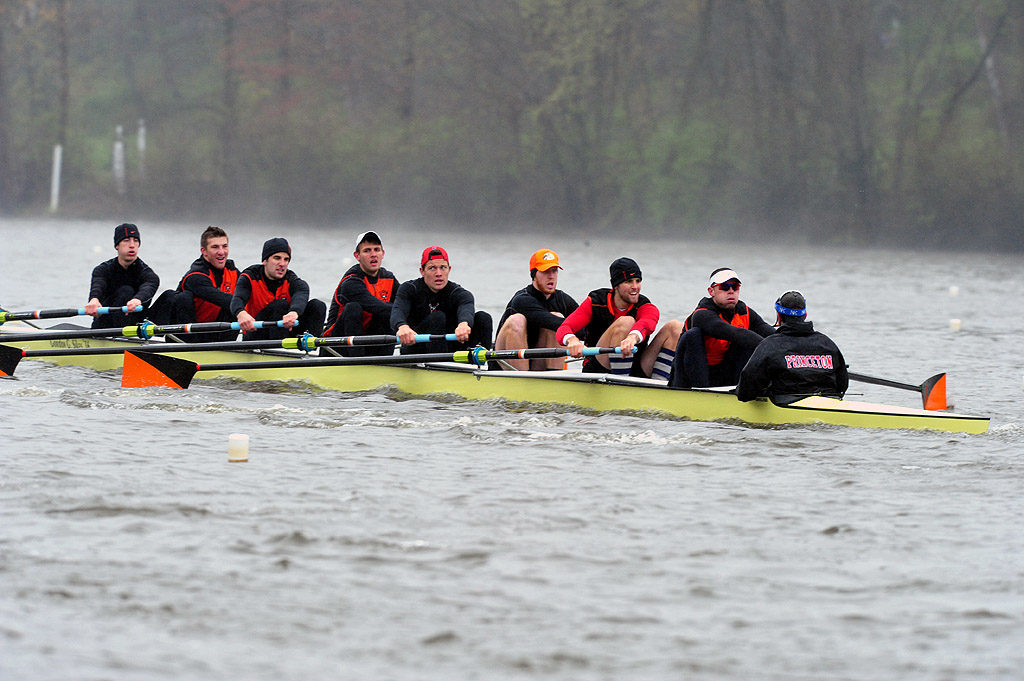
[85, 223, 160, 329]
[556, 257, 682, 379]
[230, 237, 326, 341]
[155, 226, 239, 342]
[736, 290, 848, 404]
[322, 231, 398, 357]
[391, 246, 492, 355]
[494, 248, 579, 371]
[668, 267, 775, 388]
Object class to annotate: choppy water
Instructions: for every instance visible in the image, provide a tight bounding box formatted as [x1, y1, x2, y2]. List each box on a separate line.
[1, 218, 1022, 680]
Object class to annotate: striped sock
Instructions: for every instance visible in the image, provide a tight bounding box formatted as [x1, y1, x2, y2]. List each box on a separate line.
[609, 356, 634, 375]
[652, 348, 675, 381]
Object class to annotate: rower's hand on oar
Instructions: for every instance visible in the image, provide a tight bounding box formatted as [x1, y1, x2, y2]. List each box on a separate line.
[396, 324, 417, 345]
[564, 334, 584, 358]
[454, 321, 471, 343]
[125, 298, 142, 313]
[619, 332, 638, 357]
[281, 310, 299, 330]
[85, 298, 101, 317]
[237, 310, 257, 333]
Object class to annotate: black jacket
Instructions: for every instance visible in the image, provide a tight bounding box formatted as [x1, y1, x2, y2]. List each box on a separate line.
[736, 319, 848, 404]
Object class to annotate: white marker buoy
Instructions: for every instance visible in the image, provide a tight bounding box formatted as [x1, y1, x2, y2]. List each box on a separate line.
[949, 285, 959, 297]
[949, 319, 962, 331]
[228, 433, 249, 462]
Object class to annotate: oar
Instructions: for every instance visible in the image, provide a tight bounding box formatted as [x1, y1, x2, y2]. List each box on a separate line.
[0, 305, 142, 324]
[849, 371, 947, 411]
[1, 319, 287, 343]
[0, 333, 458, 377]
[121, 346, 622, 389]
[1, 332, 457, 376]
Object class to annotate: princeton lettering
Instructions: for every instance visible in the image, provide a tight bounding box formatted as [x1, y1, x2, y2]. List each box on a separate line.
[785, 354, 833, 369]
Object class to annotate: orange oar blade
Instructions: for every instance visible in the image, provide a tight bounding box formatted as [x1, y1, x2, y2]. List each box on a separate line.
[921, 373, 947, 411]
[121, 350, 198, 389]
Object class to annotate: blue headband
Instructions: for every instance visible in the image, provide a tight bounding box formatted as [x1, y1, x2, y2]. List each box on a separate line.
[775, 302, 806, 317]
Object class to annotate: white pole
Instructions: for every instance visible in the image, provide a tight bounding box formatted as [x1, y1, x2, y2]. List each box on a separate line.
[49, 144, 63, 213]
[113, 125, 126, 196]
[137, 118, 146, 183]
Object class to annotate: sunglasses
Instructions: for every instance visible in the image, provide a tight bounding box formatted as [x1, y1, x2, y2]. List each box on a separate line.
[716, 282, 740, 292]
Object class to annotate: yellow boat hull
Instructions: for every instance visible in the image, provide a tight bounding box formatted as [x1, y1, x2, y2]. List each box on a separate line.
[1, 331, 990, 433]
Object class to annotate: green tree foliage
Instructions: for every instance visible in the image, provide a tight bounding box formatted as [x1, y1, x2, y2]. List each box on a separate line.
[0, 0, 1020, 249]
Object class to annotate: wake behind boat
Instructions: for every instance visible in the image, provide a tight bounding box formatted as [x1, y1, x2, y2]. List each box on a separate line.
[0, 323, 990, 434]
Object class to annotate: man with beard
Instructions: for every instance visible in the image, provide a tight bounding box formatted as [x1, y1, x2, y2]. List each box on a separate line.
[556, 257, 682, 380]
[668, 267, 775, 388]
[737, 290, 848, 404]
[230, 237, 326, 341]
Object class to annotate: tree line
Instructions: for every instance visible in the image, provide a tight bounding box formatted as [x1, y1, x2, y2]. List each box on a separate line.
[0, 0, 1021, 250]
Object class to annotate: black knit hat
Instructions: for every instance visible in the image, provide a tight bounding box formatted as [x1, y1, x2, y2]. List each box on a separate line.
[113, 223, 140, 245]
[261, 237, 291, 261]
[609, 257, 642, 287]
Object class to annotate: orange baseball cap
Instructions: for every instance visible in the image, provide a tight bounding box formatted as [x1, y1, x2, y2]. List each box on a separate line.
[529, 248, 561, 272]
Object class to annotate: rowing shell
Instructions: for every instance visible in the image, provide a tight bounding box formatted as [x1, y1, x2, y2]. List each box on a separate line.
[0, 326, 990, 433]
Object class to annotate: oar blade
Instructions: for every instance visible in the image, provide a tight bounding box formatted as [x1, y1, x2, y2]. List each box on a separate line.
[0, 344, 23, 377]
[121, 350, 198, 389]
[920, 373, 947, 411]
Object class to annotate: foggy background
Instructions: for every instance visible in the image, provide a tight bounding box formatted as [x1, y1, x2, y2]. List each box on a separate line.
[1, 0, 1021, 250]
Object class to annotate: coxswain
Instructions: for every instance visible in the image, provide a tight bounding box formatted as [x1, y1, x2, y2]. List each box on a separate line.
[390, 246, 492, 354]
[556, 257, 682, 379]
[494, 248, 579, 371]
[158, 226, 239, 342]
[737, 291, 848, 404]
[230, 237, 326, 341]
[85, 222, 160, 328]
[322, 231, 398, 356]
[668, 267, 775, 388]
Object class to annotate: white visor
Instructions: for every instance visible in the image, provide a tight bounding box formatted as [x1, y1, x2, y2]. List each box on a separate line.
[709, 269, 741, 286]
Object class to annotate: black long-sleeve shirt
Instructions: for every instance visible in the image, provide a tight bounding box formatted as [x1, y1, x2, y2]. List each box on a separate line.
[686, 296, 774, 353]
[178, 257, 238, 308]
[326, 264, 398, 327]
[88, 257, 160, 305]
[390, 278, 476, 331]
[497, 285, 579, 332]
[230, 264, 311, 317]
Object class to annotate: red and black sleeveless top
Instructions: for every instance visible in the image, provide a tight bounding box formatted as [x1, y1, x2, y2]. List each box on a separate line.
[583, 288, 652, 342]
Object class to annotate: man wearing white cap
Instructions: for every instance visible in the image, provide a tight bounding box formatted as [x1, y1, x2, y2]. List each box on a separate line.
[494, 248, 579, 371]
[322, 231, 399, 356]
[668, 267, 775, 389]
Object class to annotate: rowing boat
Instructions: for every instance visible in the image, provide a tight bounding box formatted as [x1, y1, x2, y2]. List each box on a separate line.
[0, 324, 990, 433]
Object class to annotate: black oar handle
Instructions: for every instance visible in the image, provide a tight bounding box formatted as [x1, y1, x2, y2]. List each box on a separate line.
[0, 305, 141, 323]
[848, 371, 919, 392]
